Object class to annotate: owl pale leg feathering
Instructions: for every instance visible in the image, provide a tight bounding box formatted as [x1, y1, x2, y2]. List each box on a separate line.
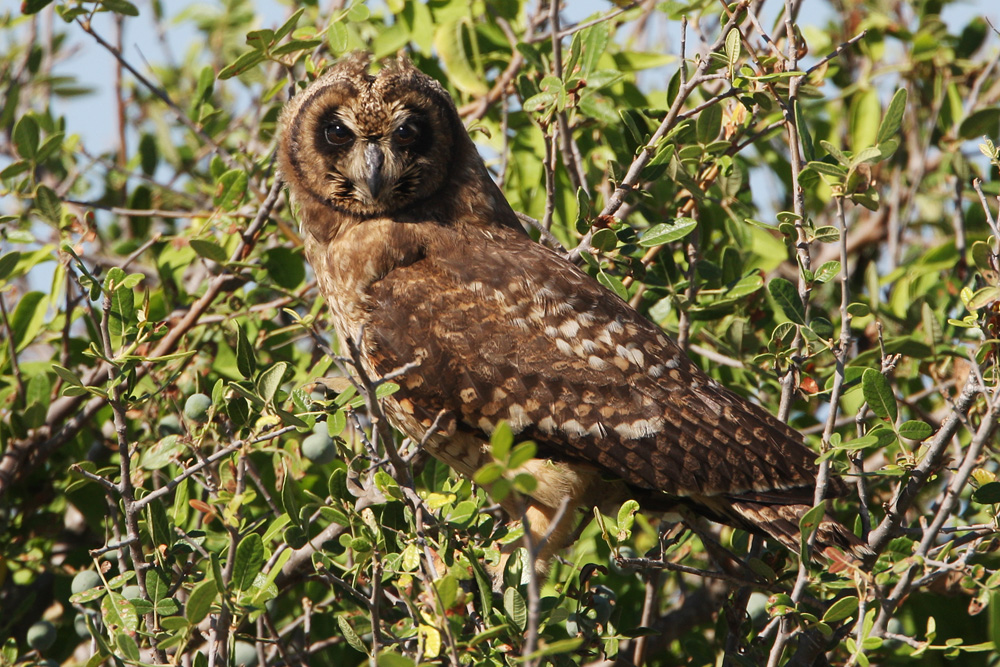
[277, 53, 872, 576]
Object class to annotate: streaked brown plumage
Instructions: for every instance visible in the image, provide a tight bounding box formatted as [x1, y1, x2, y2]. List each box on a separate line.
[278, 53, 871, 573]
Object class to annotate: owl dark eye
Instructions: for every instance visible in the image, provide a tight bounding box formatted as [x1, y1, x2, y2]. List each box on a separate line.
[395, 123, 419, 146]
[324, 122, 353, 146]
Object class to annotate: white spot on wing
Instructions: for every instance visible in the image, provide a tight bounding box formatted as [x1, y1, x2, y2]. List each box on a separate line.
[507, 404, 530, 431]
[613, 417, 665, 440]
[559, 319, 580, 338]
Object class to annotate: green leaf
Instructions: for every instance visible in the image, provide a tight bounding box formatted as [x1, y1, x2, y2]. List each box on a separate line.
[823, 596, 859, 623]
[851, 146, 883, 167]
[796, 100, 814, 162]
[768, 277, 805, 325]
[616, 500, 640, 540]
[185, 579, 217, 624]
[376, 652, 415, 667]
[523, 638, 586, 659]
[847, 302, 870, 317]
[338, 615, 368, 655]
[115, 633, 140, 662]
[967, 286, 1000, 310]
[973, 482, 1000, 504]
[696, 102, 722, 144]
[591, 228, 618, 252]
[807, 160, 847, 178]
[971, 240, 996, 275]
[434, 574, 458, 609]
[726, 273, 764, 299]
[434, 18, 488, 96]
[959, 108, 1000, 141]
[898, 420, 933, 441]
[52, 364, 83, 387]
[236, 323, 256, 379]
[109, 285, 134, 337]
[876, 88, 907, 145]
[101, 0, 139, 16]
[798, 503, 827, 558]
[232, 533, 265, 592]
[227, 396, 250, 428]
[218, 50, 266, 80]
[256, 361, 288, 404]
[577, 20, 610, 77]
[0, 251, 21, 281]
[274, 7, 304, 41]
[190, 239, 228, 263]
[490, 421, 513, 461]
[214, 169, 248, 210]
[263, 247, 305, 288]
[271, 39, 323, 56]
[10, 291, 46, 353]
[246, 28, 275, 51]
[503, 586, 527, 632]
[473, 461, 505, 486]
[507, 441, 536, 469]
[850, 87, 880, 150]
[597, 270, 629, 301]
[988, 590, 1000, 652]
[13, 114, 39, 160]
[861, 368, 897, 422]
[21, 0, 54, 14]
[639, 218, 697, 247]
[146, 568, 168, 604]
[34, 185, 62, 224]
[725, 28, 741, 79]
[813, 261, 841, 284]
[101, 592, 138, 633]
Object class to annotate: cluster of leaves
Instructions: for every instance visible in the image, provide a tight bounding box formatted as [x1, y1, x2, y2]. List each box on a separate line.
[1, 1, 1000, 666]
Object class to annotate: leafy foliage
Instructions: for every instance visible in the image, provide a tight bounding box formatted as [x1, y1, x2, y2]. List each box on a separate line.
[1, 1, 1000, 665]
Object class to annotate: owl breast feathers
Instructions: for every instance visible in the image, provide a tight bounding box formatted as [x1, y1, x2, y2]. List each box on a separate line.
[277, 53, 872, 572]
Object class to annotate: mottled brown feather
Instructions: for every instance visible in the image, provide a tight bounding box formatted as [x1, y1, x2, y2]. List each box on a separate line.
[278, 53, 871, 569]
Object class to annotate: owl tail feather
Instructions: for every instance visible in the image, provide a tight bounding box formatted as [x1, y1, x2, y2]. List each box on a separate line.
[730, 500, 876, 566]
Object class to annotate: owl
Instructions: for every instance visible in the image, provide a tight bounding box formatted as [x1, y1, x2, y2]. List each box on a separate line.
[277, 53, 871, 574]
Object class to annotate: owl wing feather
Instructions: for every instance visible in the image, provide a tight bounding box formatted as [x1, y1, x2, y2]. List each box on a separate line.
[362, 223, 838, 512]
[280, 54, 869, 563]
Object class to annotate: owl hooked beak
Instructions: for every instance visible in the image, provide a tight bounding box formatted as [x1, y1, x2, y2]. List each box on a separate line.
[363, 142, 385, 199]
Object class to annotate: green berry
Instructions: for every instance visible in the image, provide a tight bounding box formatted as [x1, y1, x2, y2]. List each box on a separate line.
[233, 641, 259, 667]
[71, 570, 102, 594]
[301, 432, 336, 465]
[157, 414, 183, 437]
[121, 585, 142, 599]
[183, 393, 212, 423]
[74, 613, 90, 639]
[26, 621, 56, 652]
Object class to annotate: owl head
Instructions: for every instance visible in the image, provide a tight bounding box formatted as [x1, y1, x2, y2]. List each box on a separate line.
[278, 53, 465, 218]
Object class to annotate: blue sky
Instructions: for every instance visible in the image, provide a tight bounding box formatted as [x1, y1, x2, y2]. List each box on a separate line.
[11, 0, 1000, 157]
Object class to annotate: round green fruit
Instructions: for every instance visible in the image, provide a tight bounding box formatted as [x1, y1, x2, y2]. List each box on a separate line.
[301, 432, 336, 465]
[157, 414, 183, 437]
[184, 393, 212, 423]
[233, 641, 259, 667]
[74, 613, 90, 639]
[71, 570, 102, 594]
[27, 621, 56, 651]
